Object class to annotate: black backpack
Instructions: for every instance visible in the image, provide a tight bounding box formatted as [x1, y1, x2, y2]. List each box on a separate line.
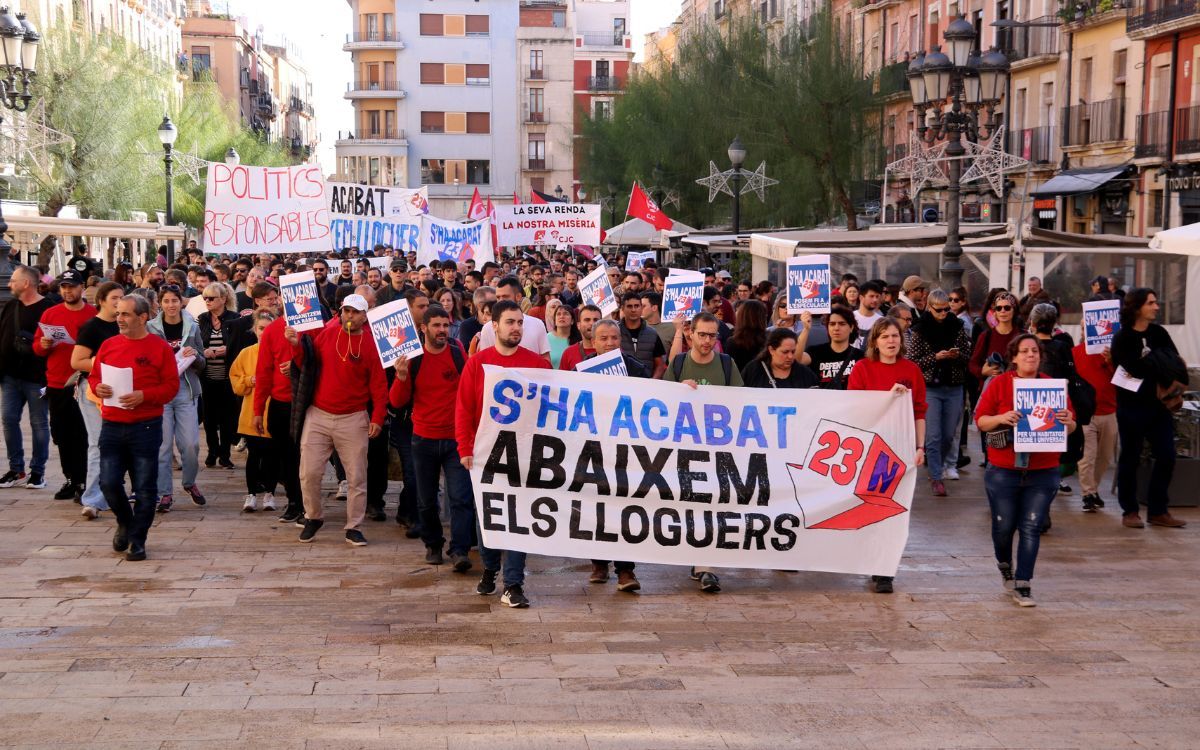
[410, 338, 466, 382]
[670, 352, 733, 386]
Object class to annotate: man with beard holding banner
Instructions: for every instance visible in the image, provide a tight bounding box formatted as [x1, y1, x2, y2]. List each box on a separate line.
[456, 300, 551, 608]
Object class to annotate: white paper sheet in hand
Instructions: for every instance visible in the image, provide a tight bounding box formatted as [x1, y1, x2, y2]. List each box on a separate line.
[37, 323, 74, 346]
[1111, 366, 1144, 392]
[100, 364, 134, 409]
[175, 351, 196, 376]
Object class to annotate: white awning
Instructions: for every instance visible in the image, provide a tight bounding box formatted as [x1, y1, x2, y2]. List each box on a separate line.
[1030, 167, 1126, 197]
[1150, 222, 1200, 257]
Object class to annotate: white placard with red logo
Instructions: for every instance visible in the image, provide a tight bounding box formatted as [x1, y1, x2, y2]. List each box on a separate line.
[578, 266, 618, 316]
[202, 164, 332, 254]
[492, 203, 602, 248]
[367, 298, 424, 368]
[1013, 378, 1069, 453]
[279, 271, 324, 332]
[786, 254, 832, 314]
[661, 269, 704, 322]
[418, 215, 496, 268]
[470, 368, 917, 575]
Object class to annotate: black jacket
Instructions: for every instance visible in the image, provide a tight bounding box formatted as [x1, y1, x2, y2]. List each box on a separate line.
[196, 309, 239, 379]
[289, 334, 320, 442]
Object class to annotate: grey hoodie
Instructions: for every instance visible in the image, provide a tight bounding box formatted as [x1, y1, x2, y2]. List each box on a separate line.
[147, 310, 207, 401]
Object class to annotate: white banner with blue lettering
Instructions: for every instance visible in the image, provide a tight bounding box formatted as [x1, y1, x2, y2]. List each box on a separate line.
[327, 182, 428, 255]
[418, 215, 496, 267]
[470, 367, 918, 575]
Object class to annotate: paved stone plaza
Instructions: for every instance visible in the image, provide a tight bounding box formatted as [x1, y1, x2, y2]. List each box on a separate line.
[0, 438, 1197, 750]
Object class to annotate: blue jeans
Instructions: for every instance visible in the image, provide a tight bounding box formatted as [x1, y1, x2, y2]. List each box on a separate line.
[924, 385, 964, 481]
[984, 466, 1059, 582]
[99, 418, 163, 547]
[76, 379, 108, 510]
[478, 518, 527, 588]
[158, 388, 200, 496]
[1, 374, 49, 475]
[412, 435, 477, 555]
[389, 415, 420, 527]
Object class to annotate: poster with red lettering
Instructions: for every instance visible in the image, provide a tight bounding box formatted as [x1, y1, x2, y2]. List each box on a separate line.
[202, 164, 333, 254]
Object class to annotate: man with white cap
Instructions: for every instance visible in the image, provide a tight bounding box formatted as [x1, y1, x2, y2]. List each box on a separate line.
[284, 293, 388, 546]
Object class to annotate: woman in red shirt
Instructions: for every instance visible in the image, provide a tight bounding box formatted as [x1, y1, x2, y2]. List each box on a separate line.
[975, 334, 1076, 608]
[847, 318, 927, 594]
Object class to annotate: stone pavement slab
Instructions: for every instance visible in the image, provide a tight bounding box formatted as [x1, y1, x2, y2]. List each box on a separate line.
[0, 434, 1197, 749]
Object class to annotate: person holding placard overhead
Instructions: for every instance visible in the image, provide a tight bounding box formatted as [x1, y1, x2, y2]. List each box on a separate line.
[90, 296, 180, 561]
[1111, 288, 1188, 529]
[975, 333, 1076, 607]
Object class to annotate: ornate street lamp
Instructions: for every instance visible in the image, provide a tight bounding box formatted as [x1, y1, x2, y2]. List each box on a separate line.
[908, 17, 1009, 290]
[727, 136, 746, 235]
[0, 6, 39, 302]
[225, 147, 240, 167]
[157, 114, 178, 264]
[553, 184, 564, 201]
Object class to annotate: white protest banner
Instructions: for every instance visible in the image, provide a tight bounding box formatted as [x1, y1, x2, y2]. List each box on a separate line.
[1082, 299, 1121, 355]
[625, 250, 655, 271]
[202, 164, 331, 254]
[787, 254, 832, 314]
[574, 348, 628, 377]
[367, 298, 423, 367]
[418, 216, 496, 267]
[470, 367, 916, 575]
[1013, 378, 1069, 453]
[661, 269, 704, 322]
[366, 256, 392, 272]
[279, 271, 325, 332]
[578, 266, 618, 316]
[327, 182, 427, 255]
[493, 203, 602, 247]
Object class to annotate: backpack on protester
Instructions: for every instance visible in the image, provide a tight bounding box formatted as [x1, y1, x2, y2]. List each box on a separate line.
[670, 352, 733, 386]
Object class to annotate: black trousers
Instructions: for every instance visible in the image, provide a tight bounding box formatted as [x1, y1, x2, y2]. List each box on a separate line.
[367, 428, 389, 512]
[267, 400, 302, 514]
[244, 435, 277, 495]
[389, 415, 420, 526]
[1117, 401, 1176, 517]
[46, 385, 87, 485]
[200, 377, 238, 460]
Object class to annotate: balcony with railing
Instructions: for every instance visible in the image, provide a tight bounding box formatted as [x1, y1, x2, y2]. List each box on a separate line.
[345, 80, 407, 99]
[524, 157, 553, 171]
[336, 128, 407, 144]
[524, 106, 552, 124]
[1010, 125, 1057, 164]
[256, 93, 277, 119]
[1127, 0, 1198, 34]
[524, 65, 547, 81]
[344, 30, 405, 50]
[587, 75, 623, 92]
[885, 142, 908, 166]
[1006, 16, 1060, 64]
[1176, 105, 1200, 154]
[875, 60, 911, 98]
[1062, 98, 1126, 146]
[578, 31, 629, 48]
[1136, 110, 1171, 159]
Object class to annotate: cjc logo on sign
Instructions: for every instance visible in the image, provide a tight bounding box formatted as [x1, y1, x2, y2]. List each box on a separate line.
[787, 419, 907, 530]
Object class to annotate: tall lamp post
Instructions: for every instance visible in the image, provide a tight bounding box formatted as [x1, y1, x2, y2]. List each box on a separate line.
[908, 17, 1009, 290]
[606, 183, 617, 226]
[157, 114, 178, 264]
[225, 147, 240, 167]
[553, 184, 564, 201]
[727, 136, 746, 235]
[0, 7, 39, 302]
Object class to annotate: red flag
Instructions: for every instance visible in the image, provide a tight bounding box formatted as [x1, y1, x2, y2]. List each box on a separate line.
[627, 182, 673, 231]
[486, 197, 498, 251]
[467, 187, 487, 221]
[530, 191, 547, 205]
[512, 192, 521, 205]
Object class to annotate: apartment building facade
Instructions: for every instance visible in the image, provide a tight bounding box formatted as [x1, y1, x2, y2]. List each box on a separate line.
[518, 0, 575, 200]
[573, 0, 634, 200]
[29, 0, 188, 81]
[337, 0, 520, 217]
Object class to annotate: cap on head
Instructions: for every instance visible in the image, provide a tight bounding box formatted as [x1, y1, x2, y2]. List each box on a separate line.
[57, 270, 84, 286]
[342, 294, 369, 312]
[716, 270, 732, 279]
[902, 275, 927, 293]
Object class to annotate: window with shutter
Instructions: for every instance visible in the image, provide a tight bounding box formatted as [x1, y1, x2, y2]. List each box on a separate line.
[466, 64, 490, 85]
[444, 15, 466, 36]
[465, 15, 489, 36]
[466, 112, 490, 134]
[419, 14, 442, 36]
[420, 63, 444, 84]
[444, 64, 466, 85]
[421, 111, 445, 133]
[445, 113, 467, 134]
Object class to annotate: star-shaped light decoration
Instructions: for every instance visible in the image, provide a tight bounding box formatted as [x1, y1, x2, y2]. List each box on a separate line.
[739, 161, 779, 202]
[959, 124, 1028, 197]
[0, 100, 74, 176]
[910, 140, 950, 197]
[663, 188, 681, 209]
[137, 145, 210, 185]
[695, 160, 732, 202]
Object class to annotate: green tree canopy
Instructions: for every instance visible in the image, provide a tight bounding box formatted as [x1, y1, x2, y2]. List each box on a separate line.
[579, 11, 876, 231]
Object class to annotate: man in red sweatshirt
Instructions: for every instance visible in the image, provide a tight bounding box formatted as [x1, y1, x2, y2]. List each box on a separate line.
[285, 294, 388, 546]
[456, 300, 551, 608]
[557, 304, 602, 371]
[90, 296, 180, 561]
[252, 314, 306, 523]
[390, 305, 473, 570]
[33, 270, 95, 501]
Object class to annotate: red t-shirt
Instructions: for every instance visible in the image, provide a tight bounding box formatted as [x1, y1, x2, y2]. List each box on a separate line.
[90, 334, 180, 423]
[975, 370, 1075, 470]
[557, 342, 595, 372]
[33, 303, 96, 388]
[1071, 343, 1116, 417]
[298, 324, 389, 426]
[455, 345, 551, 460]
[389, 344, 463, 440]
[846, 357, 928, 420]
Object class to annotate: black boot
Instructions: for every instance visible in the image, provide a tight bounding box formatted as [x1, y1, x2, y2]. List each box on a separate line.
[112, 525, 129, 553]
[126, 541, 147, 562]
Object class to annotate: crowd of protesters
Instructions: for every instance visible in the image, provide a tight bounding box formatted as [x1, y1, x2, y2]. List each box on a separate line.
[0, 239, 1191, 609]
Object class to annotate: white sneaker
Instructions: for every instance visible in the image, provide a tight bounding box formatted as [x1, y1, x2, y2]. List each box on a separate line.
[234, 438, 247, 453]
[336, 480, 348, 501]
[260, 492, 276, 511]
[81, 505, 99, 520]
[944, 466, 960, 480]
[242, 494, 258, 513]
